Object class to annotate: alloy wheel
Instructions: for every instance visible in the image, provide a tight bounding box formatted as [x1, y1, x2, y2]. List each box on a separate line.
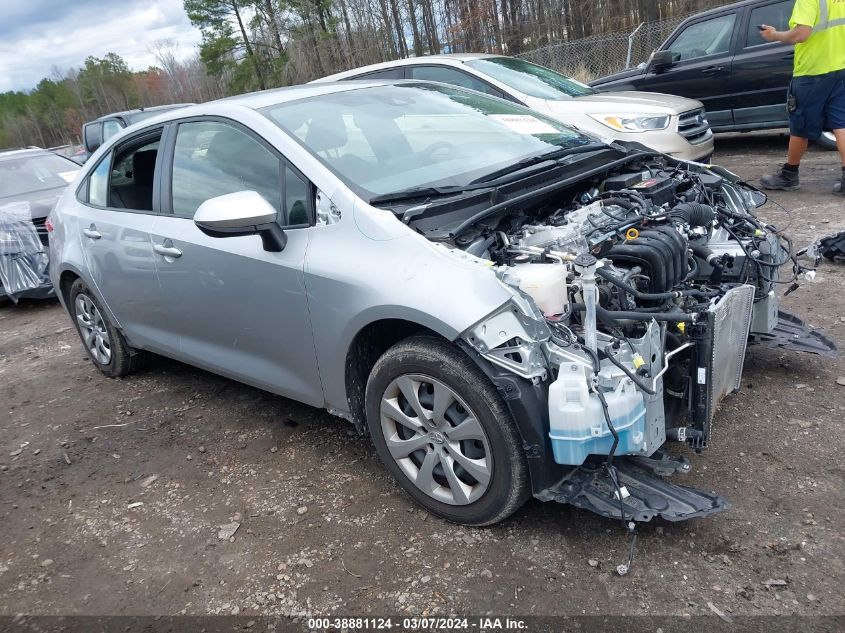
[379, 374, 493, 505]
[75, 293, 111, 365]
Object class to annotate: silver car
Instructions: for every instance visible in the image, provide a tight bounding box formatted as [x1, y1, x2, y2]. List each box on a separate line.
[313, 54, 714, 162]
[49, 81, 830, 526]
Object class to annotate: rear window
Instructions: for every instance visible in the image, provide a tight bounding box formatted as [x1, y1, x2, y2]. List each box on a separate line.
[0, 154, 79, 198]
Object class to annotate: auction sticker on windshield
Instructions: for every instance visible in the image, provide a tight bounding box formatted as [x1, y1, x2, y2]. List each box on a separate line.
[488, 114, 560, 135]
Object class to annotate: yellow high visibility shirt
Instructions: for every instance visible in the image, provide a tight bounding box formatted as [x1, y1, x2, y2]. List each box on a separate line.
[790, 0, 845, 76]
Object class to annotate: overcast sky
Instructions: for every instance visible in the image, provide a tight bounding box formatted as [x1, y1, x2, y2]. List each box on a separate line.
[0, 0, 203, 92]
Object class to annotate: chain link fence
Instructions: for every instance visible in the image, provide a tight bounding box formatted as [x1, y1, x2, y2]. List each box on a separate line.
[516, 15, 689, 82]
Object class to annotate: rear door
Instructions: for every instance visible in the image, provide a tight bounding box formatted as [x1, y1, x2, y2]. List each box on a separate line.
[74, 127, 170, 349]
[638, 9, 740, 128]
[150, 117, 323, 405]
[730, 0, 793, 128]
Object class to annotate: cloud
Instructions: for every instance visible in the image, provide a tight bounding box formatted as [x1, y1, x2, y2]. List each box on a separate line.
[0, 0, 203, 92]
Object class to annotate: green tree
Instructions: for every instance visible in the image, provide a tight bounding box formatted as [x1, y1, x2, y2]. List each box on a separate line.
[77, 53, 138, 112]
[185, 0, 268, 90]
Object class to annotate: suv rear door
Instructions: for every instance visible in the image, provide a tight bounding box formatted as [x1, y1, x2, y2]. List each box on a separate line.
[730, 0, 793, 128]
[637, 9, 740, 128]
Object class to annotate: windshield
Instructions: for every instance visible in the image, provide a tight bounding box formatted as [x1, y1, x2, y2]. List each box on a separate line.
[0, 153, 79, 198]
[466, 58, 596, 100]
[263, 83, 595, 198]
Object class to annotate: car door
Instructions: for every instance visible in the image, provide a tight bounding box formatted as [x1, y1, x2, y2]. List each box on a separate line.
[150, 118, 323, 406]
[74, 127, 170, 350]
[730, 0, 794, 127]
[638, 10, 740, 128]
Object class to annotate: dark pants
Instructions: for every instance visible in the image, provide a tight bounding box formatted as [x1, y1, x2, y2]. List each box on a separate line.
[788, 67, 845, 139]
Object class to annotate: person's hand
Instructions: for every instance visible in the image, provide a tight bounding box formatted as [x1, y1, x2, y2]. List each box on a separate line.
[760, 24, 778, 42]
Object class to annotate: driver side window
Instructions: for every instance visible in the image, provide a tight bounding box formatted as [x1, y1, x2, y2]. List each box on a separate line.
[170, 121, 283, 219]
[670, 13, 736, 61]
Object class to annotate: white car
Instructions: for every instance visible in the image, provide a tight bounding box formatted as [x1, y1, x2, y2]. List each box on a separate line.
[314, 54, 714, 161]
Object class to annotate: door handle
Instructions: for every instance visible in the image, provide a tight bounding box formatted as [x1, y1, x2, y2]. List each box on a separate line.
[82, 225, 101, 240]
[154, 243, 182, 258]
[701, 66, 724, 75]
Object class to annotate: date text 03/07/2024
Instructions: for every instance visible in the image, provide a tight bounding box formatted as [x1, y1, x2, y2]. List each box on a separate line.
[307, 617, 529, 630]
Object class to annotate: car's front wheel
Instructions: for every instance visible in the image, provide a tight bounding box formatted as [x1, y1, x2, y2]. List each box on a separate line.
[365, 335, 530, 526]
[69, 278, 143, 377]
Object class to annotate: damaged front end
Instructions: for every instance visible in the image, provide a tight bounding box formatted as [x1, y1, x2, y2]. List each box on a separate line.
[0, 201, 53, 303]
[438, 154, 837, 524]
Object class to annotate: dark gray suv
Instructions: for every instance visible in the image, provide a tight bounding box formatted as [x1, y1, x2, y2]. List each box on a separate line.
[591, 0, 838, 150]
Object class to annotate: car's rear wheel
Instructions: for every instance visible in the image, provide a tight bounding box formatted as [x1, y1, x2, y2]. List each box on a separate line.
[365, 335, 529, 526]
[817, 131, 838, 151]
[69, 278, 143, 377]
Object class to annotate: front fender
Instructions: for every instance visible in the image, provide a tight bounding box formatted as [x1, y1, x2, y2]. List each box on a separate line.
[307, 200, 516, 413]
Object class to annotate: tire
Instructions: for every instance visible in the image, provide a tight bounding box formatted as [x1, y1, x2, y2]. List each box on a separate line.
[365, 335, 530, 526]
[816, 131, 838, 151]
[69, 278, 143, 377]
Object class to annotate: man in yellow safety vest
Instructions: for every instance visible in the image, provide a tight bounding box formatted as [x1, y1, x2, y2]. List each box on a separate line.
[759, 0, 845, 195]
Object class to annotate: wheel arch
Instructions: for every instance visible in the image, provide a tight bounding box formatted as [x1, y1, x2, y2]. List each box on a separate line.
[343, 318, 447, 431]
[56, 265, 122, 328]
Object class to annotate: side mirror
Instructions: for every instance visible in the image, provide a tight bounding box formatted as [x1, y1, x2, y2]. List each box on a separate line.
[194, 190, 287, 252]
[649, 50, 675, 72]
[83, 122, 102, 154]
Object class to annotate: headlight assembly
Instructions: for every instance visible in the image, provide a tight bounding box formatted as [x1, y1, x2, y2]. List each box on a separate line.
[590, 114, 671, 133]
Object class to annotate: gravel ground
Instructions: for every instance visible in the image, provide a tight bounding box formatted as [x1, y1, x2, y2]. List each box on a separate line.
[1, 131, 844, 620]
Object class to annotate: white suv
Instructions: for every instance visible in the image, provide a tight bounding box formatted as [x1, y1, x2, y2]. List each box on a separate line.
[314, 54, 714, 161]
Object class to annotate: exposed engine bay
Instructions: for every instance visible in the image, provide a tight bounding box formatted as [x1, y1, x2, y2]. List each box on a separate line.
[399, 153, 836, 524]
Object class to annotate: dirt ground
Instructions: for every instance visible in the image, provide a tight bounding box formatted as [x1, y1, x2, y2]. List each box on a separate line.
[1, 132, 844, 622]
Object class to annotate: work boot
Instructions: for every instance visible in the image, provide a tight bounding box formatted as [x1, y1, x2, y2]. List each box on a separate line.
[761, 164, 800, 191]
[834, 170, 845, 196]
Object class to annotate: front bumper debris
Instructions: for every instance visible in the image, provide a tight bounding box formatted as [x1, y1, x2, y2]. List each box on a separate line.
[539, 456, 728, 522]
[748, 310, 837, 357]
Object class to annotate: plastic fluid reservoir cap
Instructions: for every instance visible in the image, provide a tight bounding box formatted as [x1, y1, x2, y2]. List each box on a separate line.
[574, 253, 597, 268]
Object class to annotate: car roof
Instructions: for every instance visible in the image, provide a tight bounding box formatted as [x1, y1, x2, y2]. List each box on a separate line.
[134, 80, 420, 120]
[678, 0, 761, 21]
[0, 147, 53, 162]
[312, 54, 504, 83]
[91, 80, 497, 132]
[94, 103, 195, 123]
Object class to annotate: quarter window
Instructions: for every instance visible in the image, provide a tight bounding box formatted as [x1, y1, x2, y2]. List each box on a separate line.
[669, 13, 736, 61]
[88, 154, 111, 207]
[408, 66, 503, 97]
[284, 168, 309, 225]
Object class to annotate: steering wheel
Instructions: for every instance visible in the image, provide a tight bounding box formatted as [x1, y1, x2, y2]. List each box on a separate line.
[420, 141, 455, 159]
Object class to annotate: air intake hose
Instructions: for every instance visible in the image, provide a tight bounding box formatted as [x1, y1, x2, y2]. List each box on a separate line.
[670, 202, 716, 227]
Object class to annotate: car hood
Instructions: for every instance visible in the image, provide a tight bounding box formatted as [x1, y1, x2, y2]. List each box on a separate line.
[570, 91, 703, 114]
[589, 67, 645, 86]
[0, 185, 67, 221]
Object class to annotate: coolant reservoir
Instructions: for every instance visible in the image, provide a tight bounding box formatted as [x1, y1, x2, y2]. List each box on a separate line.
[510, 263, 567, 316]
